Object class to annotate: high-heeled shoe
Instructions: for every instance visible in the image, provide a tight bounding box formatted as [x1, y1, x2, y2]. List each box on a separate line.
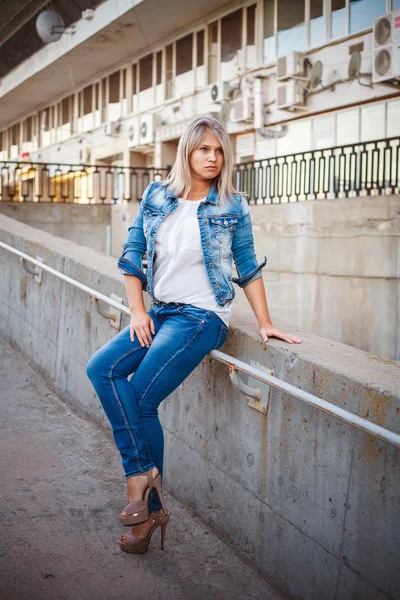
[119, 510, 170, 554]
[120, 467, 168, 527]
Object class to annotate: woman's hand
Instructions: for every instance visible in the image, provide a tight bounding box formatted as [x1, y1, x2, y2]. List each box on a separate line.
[260, 323, 301, 345]
[130, 310, 156, 348]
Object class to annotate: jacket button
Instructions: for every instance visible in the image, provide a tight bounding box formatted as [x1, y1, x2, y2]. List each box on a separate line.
[215, 282, 219, 287]
[209, 262, 213, 267]
[206, 241, 210, 246]
[204, 220, 208, 225]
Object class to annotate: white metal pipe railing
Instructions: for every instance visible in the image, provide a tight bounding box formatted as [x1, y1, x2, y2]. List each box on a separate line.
[1, 239, 399, 449]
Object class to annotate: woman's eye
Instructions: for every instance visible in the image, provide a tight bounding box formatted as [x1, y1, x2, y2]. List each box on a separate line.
[217, 149, 223, 154]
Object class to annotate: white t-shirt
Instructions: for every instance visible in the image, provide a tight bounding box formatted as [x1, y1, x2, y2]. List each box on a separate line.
[152, 197, 232, 326]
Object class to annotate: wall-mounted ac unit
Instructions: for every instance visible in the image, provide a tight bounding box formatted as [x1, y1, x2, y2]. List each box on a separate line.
[139, 114, 161, 146]
[276, 80, 305, 111]
[231, 96, 254, 123]
[104, 120, 120, 137]
[210, 81, 231, 103]
[277, 51, 304, 81]
[373, 10, 400, 83]
[127, 118, 140, 148]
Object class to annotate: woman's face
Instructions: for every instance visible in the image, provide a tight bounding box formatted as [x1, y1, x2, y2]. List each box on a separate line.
[189, 131, 224, 181]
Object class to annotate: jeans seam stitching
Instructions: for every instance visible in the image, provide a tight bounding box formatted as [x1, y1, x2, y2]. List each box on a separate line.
[109, 344, 153, 473]
[138, 320, 206, 409]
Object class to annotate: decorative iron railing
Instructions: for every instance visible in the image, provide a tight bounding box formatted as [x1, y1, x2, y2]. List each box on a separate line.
[0, 163, 169, 204]
[1, 137, 399, 204]
[235, 136, 400, 203]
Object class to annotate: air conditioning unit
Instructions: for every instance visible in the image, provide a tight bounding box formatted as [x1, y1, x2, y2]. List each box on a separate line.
[210, 81, 231, 103]
[231, 96, 254, 123]
[277, 51, 305, 81]
[104, 120, 120, 136]
[138, 114, 161, 146]
[373, 10, 400, 83]
[276, 80, 305, 111]
[127, 118, 140, 148]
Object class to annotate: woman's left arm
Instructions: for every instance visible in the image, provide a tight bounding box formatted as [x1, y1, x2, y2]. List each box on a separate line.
[243, 277, 302, 345]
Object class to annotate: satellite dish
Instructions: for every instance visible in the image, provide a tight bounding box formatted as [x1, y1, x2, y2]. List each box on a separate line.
[36, 10, 65, 44]
[128, 125, 135, 141]
[348, 52, 361, 80]
[375, 17, 391, 46]
[309, 61, 323, 88]
[375, 49, 391, 77]
[211, 84, 219, 102]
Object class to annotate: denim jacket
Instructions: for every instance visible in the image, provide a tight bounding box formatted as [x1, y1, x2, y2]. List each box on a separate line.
[117, 181, 267, 306]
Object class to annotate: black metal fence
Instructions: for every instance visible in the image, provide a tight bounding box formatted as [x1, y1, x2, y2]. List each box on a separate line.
[235, 136, 400, 203]
[1, 137, 399, 204]
[0, 163, 169, 204]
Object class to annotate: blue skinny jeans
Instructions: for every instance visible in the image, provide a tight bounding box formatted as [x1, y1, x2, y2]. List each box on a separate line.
[86, 301, 228, 512]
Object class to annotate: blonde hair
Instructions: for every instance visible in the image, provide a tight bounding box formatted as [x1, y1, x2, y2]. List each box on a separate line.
[164, 116, 239, 204]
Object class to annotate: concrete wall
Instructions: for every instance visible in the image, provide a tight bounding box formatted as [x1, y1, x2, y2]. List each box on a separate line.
[1, 213, 399, 600]
[0, 202, 111, 254]
[112, 193, 400, 362]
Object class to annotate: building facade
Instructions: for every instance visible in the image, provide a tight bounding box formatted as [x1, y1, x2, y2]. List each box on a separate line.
[0, 0, 399, 183]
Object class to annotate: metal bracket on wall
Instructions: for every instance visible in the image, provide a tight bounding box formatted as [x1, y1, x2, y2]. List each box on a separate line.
[21, 255, 44, 284]
[229, 360, 273, 415]
[92, 293, 124, 330]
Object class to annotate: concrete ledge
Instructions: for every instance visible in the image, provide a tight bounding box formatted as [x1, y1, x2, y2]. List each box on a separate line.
[1, 213, 399, 600]
[0, 203, 111, 254]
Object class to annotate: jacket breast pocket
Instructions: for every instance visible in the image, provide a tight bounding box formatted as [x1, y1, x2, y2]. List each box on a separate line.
[210, 216, 238, 245]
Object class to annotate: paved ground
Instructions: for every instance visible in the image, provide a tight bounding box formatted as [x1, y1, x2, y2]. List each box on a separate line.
[0, 336, 288, 600]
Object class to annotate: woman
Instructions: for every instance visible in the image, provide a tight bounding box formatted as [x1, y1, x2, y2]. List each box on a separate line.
[86, 116, 301, 554]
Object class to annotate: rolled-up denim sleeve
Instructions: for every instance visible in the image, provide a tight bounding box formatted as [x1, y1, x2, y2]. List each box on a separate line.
[116, 183, 152, 290]
[231, 198, 267, 288]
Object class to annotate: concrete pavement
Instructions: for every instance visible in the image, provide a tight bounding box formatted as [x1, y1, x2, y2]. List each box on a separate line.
[0, 334, 288, 600]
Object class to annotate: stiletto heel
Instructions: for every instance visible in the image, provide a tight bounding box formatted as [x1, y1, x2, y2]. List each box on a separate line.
[160, 520, 167, 550]
[119, 510, 170, 554]
[120, 467, 167, 526]
[151, 473, 168, 515]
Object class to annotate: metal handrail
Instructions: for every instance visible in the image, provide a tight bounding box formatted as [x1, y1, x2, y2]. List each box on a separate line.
[1, 239, 399, 449]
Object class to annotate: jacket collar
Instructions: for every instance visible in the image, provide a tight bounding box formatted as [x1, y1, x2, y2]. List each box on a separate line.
[165, 181, 220, 205]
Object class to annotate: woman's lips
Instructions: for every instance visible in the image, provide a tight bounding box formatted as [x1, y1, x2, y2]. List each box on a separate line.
[205, 166, 217, 170]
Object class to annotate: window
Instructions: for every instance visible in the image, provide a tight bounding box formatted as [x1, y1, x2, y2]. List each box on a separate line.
[361, 103, 385, 142]
[122, 69, 127, 99]
[278, 0, 306, 55]
[387, 99, 400, 137]
[23, 116, 33, 142]
[208, 21, 218, 83]
[101, 78, 107, 121]
[247, 5, 256, 46]
[331, 0, 346, 39]
[61, 96, 72, 124]
[176, 34, 193, 75]
[310, 0, 324, 47]
[132, 64, 137, 95]
[11, 123, 20, 146]
[166, 44, 173, 98]
[337, 108, 359, 146]
[139, 54, 153, 91]
[83, 85, 93, 115]
[349, 0, 386, 34]
[263, 0, 275, 62]
[197, 30, 204, 66]
[221, 9, 242, 62]
[95, 83, 100, 111]
[393, 0, 400, 8]
[156, 51, 162, 85]
[109, 71, 120, 103]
